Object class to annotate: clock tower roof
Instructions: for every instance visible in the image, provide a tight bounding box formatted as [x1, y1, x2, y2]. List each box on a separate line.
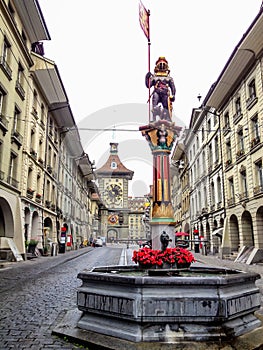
[95, 143, 134, 180]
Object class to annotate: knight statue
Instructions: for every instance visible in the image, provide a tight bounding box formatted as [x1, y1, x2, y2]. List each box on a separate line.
[145, 57, 176, 122]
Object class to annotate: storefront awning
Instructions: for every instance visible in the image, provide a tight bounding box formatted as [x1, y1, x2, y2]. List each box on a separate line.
[212, 228, 223, 237]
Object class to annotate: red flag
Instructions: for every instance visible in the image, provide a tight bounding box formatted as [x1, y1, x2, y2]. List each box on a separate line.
[139, 1, 150, 41]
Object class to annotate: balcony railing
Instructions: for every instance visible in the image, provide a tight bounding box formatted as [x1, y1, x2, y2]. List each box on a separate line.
[246, 94, 258, 110]
[233, 111, 242, 124]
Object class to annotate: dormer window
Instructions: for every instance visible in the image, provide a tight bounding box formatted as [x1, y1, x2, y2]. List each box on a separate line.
[111, 161, 117, 169]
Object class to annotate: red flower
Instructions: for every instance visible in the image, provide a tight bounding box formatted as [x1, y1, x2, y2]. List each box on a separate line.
[132, 247, 195, 268]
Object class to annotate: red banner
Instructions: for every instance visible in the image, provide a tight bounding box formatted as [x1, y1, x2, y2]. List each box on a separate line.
[139, 1, 150, 40]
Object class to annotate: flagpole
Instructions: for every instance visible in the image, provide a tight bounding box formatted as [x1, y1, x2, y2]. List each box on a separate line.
[147, 9, 151, 123]
[139, 1, 151, 123]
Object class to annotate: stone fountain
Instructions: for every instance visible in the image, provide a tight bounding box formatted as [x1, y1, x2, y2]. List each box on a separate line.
[53, 58, 263, 349]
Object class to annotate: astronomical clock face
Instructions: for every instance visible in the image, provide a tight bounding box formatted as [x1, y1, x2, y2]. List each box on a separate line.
[104, 183, 123, 206]
[108, 214, 118, 225]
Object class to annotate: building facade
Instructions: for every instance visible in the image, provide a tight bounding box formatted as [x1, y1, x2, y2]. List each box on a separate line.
[0, 0, 100, 260]
[171, 8, 263, 257]
[95, 143, 134, 242]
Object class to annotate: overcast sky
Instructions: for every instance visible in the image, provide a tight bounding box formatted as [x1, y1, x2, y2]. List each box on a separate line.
[39, 0, 262, 196]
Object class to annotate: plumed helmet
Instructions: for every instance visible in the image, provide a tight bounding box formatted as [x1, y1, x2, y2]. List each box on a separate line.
[154, 56, 170, 74]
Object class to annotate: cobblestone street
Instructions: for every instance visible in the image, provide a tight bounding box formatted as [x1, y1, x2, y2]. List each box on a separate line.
[0, 246, 122, 350]
[0, 247, 263, 349]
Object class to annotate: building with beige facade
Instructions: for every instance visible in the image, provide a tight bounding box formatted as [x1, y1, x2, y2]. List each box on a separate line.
[171, 7, 263, 259]
[128, 196, 148, 243]
[0, 0, 100, 260]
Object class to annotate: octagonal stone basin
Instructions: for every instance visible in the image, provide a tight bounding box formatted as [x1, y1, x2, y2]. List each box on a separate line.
[77, 265, 261, 343]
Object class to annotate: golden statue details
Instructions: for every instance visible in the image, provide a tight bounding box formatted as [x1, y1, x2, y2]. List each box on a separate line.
[145, 57, 176, 122]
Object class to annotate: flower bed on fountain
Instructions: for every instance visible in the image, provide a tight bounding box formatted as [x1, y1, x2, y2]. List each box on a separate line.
[132, 246, 195, 269]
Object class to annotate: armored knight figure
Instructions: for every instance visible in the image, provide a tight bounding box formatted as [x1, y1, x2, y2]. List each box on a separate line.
[145, 57, 176, 121]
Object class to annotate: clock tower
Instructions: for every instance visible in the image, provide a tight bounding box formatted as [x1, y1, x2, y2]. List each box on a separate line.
[95, 143, 134, 242]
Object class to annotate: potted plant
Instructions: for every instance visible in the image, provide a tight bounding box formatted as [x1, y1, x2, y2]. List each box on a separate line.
[28, 239, 38, 254]
[43, 246, 48, 256]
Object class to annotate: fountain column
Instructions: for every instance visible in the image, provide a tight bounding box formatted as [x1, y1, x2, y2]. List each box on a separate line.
[139, 120, 180, 249]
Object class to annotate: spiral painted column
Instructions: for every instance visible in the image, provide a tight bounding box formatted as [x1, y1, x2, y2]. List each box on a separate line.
[139, 120, 180, 249]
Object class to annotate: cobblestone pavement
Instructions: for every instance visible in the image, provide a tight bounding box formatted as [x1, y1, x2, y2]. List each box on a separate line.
[0, 246, 263, 349]
[0, 246, 123, 350]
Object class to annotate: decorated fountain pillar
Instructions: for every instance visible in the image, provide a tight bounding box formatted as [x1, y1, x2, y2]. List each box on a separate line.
[140, 120, 179, 249]
[140, 57, 180, 249]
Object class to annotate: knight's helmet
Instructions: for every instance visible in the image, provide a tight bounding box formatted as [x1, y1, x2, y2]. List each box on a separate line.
[154, 56, 170, 76]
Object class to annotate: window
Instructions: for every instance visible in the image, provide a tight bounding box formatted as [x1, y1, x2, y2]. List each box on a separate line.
[213, 114, 217, 127]
[228, 177, 235, 203]
[237, 128, 244, 156]
[15, 63, 25, 100]
[0, 140, 3, 173]
[13, 106, 21, 133]
[21, 30, 27, 46]
[217, 177, 222, 203]
[247, 79, 257, 109]
[40, 103, 45, 126]
[196, 158, 200, 178]
[202, 151, 206, 173]
[224, 112, 229, 128]
[32, 90, 38, 115]
[235, 97, 241, 115]
[211, 181, 215, 205]
[208, 143, 212, 168]
[240, 169, 248, 198]
[255, 160, 263, 188]
[225, 138, 232, 165]
[207, 119, 211, 132]
[0, 86, 7, 116]
[8, 2, 15, 19]
[27, 168, 33, 191]
[204, 186, 207, 208]
[248, 79, 256, 99]
[111, 161, 117, 169]
[30, 129, 36, 154]
[214, 136, 219, 163]
[250, 115, 260, 147]
[47, 145, 52, 167]
[198, 191, 201, 212]
[0, 37, 12, 79]
[49, 117, 53, 137]
[8, 152, 18, 187]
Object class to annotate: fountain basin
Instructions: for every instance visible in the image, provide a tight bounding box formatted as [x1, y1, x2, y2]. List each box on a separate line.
[77, 265, 261, 344]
